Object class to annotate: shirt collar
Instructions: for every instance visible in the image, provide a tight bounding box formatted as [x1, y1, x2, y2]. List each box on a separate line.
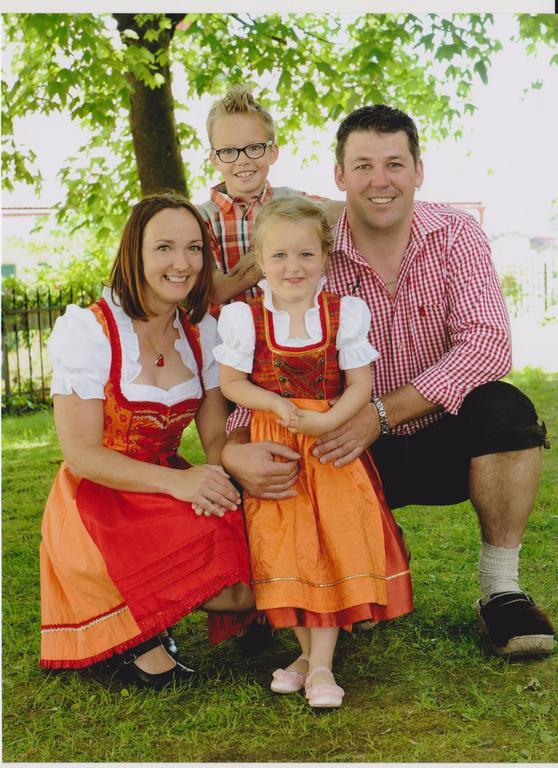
[331, 201, 449, 261]
[257, 276, 327, 313]
[409, 200, 450, 243]
[331, 208, 365, 266]
[209, 180, 273, 213]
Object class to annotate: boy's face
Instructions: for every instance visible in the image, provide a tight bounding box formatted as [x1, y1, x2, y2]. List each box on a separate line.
[210, 113, 278, 201]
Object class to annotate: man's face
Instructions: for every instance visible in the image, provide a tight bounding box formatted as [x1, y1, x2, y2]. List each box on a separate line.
[209, 113, 278, 201]
[334, 129, 423, 235]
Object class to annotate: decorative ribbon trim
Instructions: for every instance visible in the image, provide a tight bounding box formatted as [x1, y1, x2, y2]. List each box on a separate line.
[41, 603, 128, 634]
[252, 569, 411, 587]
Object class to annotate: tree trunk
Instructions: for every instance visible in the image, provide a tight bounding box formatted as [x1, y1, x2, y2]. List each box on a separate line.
[114, 14, 188, 198]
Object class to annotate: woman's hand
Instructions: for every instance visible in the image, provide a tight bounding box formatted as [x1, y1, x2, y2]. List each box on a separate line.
[169, 464, 241, 517]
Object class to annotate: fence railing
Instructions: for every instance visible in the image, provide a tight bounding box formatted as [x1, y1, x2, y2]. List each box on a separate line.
[1, 285, 101, 411]
[2, 265, 557, 411]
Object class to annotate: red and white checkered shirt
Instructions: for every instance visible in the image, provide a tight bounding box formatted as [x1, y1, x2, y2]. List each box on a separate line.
[226, 201, 512, 435]
[199, 181, 305, 303]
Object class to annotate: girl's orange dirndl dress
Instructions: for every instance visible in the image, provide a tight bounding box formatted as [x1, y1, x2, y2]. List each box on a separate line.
[40, 298, 253, 669]
[243, 291, 414, 629]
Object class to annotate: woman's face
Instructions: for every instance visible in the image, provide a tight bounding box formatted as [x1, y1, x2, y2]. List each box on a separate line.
[141, 207, 204, 315]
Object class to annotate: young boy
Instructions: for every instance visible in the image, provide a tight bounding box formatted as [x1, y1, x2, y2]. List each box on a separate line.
[199, 86, 343, 306]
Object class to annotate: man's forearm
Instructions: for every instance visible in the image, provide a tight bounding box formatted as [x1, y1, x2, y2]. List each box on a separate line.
[380, 384, 440, 431]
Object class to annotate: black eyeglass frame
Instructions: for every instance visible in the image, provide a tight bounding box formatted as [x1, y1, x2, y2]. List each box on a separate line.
[211, 140, 274, 163]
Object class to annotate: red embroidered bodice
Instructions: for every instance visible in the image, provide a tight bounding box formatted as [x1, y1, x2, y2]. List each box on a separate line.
[90, 299, 204, 467]
[249, 291, 343, 400]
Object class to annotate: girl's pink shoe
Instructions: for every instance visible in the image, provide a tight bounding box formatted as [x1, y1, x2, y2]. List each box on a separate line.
[270, 654, 309, 693]
[304, 667, 345, 708]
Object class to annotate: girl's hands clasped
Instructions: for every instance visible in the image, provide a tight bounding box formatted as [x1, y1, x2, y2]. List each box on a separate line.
[287, 409, 331, 437]
[271, 396, 300, 428]
[170, 464, 241, 518]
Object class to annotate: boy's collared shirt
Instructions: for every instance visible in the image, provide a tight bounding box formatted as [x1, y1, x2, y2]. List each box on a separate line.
[199, 181, 316, 303]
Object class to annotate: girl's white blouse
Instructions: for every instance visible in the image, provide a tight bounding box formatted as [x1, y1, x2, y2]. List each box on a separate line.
[214, 278, 379, 372]
[47, 287, 220, 406]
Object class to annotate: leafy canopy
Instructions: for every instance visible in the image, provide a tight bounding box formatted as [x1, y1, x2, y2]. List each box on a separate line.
[3, 12, 557, 248]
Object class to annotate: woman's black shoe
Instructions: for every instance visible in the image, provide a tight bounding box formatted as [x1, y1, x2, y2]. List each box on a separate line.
[116, 635, 195, 690]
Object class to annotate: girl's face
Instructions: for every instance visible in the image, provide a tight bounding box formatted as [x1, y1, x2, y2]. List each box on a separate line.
[141, 207, 204, 315]
[256, 218, 327, 311]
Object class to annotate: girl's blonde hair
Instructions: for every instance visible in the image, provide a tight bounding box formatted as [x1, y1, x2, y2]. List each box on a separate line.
[253, 196, 333, 258]
[206, 86, 275, 144]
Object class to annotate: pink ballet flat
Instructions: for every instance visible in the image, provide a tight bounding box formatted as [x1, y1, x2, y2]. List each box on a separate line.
[270, 654, 309, 693]
[304, 667, 345, 708]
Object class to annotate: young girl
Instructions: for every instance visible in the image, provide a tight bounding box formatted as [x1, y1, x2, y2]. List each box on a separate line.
[213, 196, 413, 708]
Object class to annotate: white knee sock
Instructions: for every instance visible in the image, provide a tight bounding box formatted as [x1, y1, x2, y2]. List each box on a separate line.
[478, 541, 521, 602]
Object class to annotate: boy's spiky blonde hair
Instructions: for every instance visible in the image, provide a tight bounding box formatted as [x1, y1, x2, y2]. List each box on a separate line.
[206, 86, 276, 144]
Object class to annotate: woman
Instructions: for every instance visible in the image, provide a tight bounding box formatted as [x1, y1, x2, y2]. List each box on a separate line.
[40, 193, 255, 688]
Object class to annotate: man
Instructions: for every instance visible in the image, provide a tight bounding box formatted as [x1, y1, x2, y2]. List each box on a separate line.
[222, 104, 554, 658]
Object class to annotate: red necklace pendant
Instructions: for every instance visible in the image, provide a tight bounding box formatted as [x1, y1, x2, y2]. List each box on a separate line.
[155, 353, 165, 367]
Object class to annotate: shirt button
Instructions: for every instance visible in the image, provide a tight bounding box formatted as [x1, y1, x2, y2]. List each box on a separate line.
[399, 342, 404, 351]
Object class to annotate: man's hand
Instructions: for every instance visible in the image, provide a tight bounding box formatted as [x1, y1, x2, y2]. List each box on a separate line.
[312, 402, 379, 466]
[222, 439, 300, 499]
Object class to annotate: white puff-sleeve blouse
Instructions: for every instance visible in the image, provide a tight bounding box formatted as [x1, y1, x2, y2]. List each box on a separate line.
[47, 287, 220, 406]
[213, 279, 379, 372]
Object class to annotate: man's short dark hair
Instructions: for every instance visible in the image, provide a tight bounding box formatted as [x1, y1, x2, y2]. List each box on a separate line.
[335, 104, 421, 168]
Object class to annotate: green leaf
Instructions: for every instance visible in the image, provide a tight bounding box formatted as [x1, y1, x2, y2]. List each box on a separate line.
[121, 28, 139, 40]
[435, 44, 459, 61]
[474, 59, 488, 85]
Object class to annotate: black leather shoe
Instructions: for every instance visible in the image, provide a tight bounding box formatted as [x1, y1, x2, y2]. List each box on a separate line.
[477, 591, 555, 657]
[116, 636, 195, 689]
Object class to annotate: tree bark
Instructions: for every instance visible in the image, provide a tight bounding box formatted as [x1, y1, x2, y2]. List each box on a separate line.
[114, 14, 188, 198]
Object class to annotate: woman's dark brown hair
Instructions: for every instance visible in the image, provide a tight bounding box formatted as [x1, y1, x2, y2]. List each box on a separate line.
[109, 193, 213, 323]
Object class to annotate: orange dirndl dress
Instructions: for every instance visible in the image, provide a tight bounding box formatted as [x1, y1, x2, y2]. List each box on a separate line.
[40, 298, 254, 669]
[243, 291, 413, 628]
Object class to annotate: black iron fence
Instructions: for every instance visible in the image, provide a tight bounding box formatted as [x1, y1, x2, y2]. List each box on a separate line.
[1, 285, 101, 411]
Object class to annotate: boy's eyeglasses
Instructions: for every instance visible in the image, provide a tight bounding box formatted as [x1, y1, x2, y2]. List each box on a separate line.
[212, 140, 274, 163]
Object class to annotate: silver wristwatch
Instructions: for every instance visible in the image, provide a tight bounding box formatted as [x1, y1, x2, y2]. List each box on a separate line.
[372, 396, 390, 436]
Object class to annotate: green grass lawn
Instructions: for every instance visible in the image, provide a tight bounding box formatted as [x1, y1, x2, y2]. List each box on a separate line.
[2, 368, 557, 762]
